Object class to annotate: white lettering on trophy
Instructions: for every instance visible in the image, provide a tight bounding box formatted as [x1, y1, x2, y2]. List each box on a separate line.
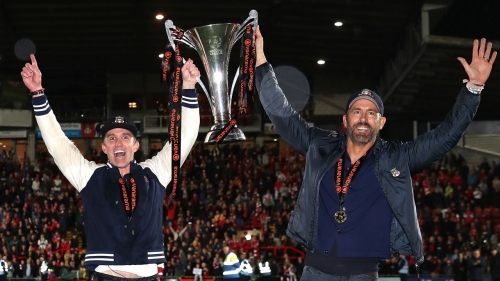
[209, 49, 223, 56]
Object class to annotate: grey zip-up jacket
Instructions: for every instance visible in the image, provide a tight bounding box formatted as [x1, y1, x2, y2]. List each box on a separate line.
[256, 62, 480, 266]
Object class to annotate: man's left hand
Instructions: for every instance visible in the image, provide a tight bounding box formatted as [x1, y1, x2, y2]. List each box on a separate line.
[457, 38, 497, 85]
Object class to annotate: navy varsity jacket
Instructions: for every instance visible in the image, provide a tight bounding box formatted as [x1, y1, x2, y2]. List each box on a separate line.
[32, 90, 200, 270]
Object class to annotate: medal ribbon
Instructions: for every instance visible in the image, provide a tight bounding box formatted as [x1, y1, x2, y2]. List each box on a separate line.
[162, 27, 185, 198]
[335, 154, 365, 207]
[119, 177, 137, 219]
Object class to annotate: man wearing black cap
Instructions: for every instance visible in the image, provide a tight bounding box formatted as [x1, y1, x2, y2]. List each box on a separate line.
[254, 26, 496, 280]
[20, 54, 201, 280]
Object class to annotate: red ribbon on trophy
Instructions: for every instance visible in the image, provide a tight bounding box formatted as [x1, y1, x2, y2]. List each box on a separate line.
[162, 27, 185, 198]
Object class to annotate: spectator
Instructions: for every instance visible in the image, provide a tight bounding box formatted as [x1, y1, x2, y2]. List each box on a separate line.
[38, 234, 48, 250]
[0, 257, 6, 281]
[32, 175, 41, 193]
[491, 247, 500, 281]
[467, 248, 485, 281]
[397, 255, 408, 281]
[51, 174, 62, 194]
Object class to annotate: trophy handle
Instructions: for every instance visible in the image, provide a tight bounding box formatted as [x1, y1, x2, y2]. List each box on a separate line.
[232, 10, 258, 47]
[164, 20, 177, 49]
[165, 20, 196, 49]
[165, 20, 213, 110]
[229, 68, 240, 102]
[229, 10, 258, 102]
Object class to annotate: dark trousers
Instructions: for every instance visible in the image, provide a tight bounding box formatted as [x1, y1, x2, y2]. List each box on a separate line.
[300, 266, 377, 281]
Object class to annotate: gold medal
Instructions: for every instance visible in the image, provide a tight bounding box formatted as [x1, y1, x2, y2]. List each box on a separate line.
[334, 155, 365, 225]
[334, 208, 347, 223]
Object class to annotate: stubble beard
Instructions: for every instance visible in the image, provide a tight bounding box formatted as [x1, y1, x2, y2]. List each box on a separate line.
[347, 120, 379, 146]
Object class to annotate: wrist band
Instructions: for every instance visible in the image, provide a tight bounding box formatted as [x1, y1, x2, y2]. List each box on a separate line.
[29, 89, 45, 96]
[463, 79, 484, 95]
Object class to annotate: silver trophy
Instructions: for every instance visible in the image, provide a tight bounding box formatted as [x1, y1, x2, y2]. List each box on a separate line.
[165, 10, 258, 143]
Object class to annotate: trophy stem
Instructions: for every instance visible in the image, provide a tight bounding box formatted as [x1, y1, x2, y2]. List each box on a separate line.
[204, 124, 246, 144]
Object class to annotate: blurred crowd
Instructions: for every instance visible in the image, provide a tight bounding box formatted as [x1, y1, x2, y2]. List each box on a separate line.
[1, 143, 500, 280]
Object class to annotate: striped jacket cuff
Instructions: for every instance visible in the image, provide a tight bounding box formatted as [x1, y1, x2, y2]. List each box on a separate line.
[32, 95, 52, 116]
[182, 89, 199, 108]
[84, 253, 114, 262]
[147, 251, 165, 261]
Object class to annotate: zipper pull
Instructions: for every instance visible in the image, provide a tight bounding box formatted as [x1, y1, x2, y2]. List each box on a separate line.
[415, 264, 419, 278]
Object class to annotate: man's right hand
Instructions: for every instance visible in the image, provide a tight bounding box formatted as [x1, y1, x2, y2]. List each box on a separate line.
[181, 58, 200, 90]
[20, 54, 43, 92]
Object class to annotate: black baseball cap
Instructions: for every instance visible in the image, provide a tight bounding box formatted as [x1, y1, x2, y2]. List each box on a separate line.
[100, 115, 138, 138]
[346, 89, 384, 116]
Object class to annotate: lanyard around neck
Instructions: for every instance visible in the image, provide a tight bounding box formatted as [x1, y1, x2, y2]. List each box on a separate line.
[119, 177, 137, 219]
[335, 154, 365, 206]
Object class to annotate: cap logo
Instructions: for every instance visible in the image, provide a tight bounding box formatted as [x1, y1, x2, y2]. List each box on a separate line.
[114, 116, 125, 124]
[359, 89, 374, 98]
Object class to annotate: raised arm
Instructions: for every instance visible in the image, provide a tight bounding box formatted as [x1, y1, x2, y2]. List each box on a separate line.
[254, 26, 325, 155]
[406, 38, 496, 172]
[141, 59, 201, 187]
[20, 55, 98, 192]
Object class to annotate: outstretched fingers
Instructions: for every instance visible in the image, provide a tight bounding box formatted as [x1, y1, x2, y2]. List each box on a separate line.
[472, 39, 479, 60]
[484, 42, 493, 60]
[489, 51, 498, 65]
[478, 38, 486, 59]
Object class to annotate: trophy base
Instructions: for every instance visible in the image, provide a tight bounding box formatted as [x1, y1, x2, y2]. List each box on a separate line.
[204, 124, 246, 144]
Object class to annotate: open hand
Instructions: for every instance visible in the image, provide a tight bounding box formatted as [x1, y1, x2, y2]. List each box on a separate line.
[457, 38, 497, 85]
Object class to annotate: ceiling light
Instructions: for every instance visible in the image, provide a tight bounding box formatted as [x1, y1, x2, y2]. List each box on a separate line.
[317, 59, 326, 65]
[159, 53, 164, 58]
[156, 14, 164, 20]
[334, 21, 343, 27]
